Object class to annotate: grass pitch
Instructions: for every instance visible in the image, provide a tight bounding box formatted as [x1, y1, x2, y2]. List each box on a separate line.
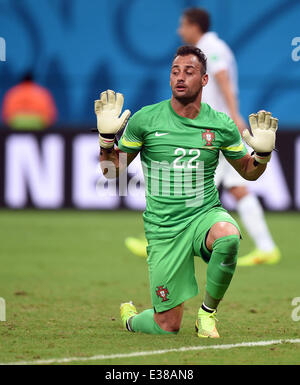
[0, 210, 299, 365]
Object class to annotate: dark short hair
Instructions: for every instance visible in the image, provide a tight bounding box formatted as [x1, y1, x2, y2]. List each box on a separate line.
[183, 8, 210, 33]
[173, 45, 207, 74]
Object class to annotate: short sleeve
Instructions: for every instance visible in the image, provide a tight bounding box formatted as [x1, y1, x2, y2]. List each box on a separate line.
[118, 111, 144, 153]
[220, 118, 247, 160]
[204, 40, 229, 75]
[207, 51, 228, 75]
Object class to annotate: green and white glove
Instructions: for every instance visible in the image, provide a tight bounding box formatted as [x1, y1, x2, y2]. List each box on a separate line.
[242, 110, 278, 164]
[95, 90, 131, 149]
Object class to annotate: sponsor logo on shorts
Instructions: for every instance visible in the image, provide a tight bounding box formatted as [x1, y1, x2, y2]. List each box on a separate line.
[156, 285, 169, 302]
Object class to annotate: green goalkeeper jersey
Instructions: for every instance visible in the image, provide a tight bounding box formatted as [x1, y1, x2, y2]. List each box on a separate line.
[118, 100, 247, 240]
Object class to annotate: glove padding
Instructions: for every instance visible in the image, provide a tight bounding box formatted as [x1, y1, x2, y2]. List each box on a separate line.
[95, 90, 131, 149]
[242, 110, 278, 164]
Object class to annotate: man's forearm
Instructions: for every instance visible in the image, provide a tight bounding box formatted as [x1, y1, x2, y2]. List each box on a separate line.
[228, 154, 267, 181]
[100, 147, 138, 179]
[221, 82, 239, 120]
[242, 156, 267, 181]
[214, 70, 239, 118]
[100, 147, 120, 178]
[214, 70, 247, 134]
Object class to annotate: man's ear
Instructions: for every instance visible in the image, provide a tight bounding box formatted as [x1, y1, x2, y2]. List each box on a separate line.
[202, 73, 208, 87]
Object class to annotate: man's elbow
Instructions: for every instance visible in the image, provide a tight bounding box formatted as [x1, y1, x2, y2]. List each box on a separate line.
[242, 169, 266, 181]
[242, 173, 260, 181]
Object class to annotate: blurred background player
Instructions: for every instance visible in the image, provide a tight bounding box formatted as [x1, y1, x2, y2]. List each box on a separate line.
[1, 72, 57, 130]
[125, 7, 280, 267]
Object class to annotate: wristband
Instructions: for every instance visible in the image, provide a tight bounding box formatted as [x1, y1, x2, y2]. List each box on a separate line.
[99, 133, 115, 149]
[252, 151, 272, 166]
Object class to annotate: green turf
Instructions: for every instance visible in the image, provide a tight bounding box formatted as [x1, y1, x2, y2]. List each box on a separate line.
[0, 210, 299, 365]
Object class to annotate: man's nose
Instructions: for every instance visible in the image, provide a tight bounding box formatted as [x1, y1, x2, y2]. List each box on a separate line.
[177, 73, 186, 82]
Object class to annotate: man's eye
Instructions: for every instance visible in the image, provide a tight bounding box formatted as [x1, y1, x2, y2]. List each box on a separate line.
[186, 72, 193, 75]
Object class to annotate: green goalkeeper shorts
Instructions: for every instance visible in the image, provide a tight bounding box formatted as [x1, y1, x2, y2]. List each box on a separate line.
[146, 206, 240, 313]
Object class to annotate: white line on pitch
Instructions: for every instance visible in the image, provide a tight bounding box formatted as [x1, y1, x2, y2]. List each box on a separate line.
[0, 338, 299, 365]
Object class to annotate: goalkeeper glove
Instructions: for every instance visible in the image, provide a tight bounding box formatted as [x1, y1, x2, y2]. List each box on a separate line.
[95, 90, 131, 149]
[242, 110, 278, 164]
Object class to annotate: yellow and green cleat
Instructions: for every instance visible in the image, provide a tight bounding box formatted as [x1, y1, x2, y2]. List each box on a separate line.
[237, 247, 281, 267]
[195, 308, 220, 338]
[125, 237, 148, 258]
[120, 301, 138, 332]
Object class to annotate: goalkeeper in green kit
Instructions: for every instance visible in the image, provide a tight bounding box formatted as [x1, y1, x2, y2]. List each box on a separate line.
[96, 46, 278, 338]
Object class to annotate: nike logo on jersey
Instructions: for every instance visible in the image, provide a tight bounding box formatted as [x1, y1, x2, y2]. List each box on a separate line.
[155, 132, 169, 137]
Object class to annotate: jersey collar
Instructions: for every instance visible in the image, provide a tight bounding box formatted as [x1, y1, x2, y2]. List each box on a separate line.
[168, 100, 207, 125]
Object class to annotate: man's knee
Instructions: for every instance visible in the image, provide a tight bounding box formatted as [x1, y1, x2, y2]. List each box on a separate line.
[207, 222, 240, 251]
[154, 304, 183, 332]
[156, 318, 181, 333]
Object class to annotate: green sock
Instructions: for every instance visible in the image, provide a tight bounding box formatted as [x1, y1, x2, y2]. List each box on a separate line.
[206, 234, 240, 300]
[203, 291, 221, 311]
[130, 309, 177, 335]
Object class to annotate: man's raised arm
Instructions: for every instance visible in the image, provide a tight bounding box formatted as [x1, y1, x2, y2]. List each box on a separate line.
[95, 89, 138, 178]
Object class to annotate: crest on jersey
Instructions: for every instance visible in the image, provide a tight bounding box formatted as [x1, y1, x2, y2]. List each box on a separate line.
[156, 286, 169, 302]
[202, 129, 215, 146]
